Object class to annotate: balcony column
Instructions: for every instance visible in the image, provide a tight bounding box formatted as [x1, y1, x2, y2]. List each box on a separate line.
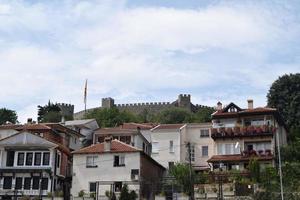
[264, 115, 267, 125]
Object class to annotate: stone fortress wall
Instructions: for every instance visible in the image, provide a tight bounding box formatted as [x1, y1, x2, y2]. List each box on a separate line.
[73, 94, 213, 120]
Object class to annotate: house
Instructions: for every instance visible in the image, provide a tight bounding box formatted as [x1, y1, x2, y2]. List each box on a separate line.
[0, 122, 84, 151]
[150, 123, 214, 171]
[71, 138, 165, 200]
[0, 122, 83, 200]
[208, 100, 288, 170]
[65, 119, 99, 147]
[93, 123, 154, 155]
[0, 131, 70, 199]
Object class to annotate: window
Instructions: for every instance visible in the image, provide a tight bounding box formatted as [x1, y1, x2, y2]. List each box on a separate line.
[89, 182, 97, 193]
[15, 177, 23, 189]
[186, 144, 195, 162]
[43, 152, 50, 165]
[24, 177, 31, 190]
[169, 140, 174, 153]
[32, 177, 40, 190]
[131, 169, 139, 180]
[56, 153, 61, 168]
[152, 142, 159, 153]
[114, 182, 122, 192]
[86, 156, 98, 168]
[202, 146, 208, 157]
[98, 136, 104, 143]
[114, 155, 125, 167]
[17, 153, 25, 166]
[120, 136, 131, 144]
[34, 153, 42, 166]
[3, 177, 12, 189]
[217, 143, 240, 155]
[6, 151, 15, 167]
[200, 129, 209, 138]
[26, 152, 33, 166]
[41, 178, 48, 190]
[168, 162, 174, 170]
[143, 143, 146, 151]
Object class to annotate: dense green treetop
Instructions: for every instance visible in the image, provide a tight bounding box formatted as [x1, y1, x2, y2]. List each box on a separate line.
[0, 108, 18, 125]
[37, 101, 62, 123]
[267, 73, 300, 130]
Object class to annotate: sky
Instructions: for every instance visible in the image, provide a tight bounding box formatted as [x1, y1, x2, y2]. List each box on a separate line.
[0, 0, 299, 123]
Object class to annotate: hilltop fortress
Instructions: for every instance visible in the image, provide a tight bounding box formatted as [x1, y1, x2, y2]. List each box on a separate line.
[73, 94, 212, 120]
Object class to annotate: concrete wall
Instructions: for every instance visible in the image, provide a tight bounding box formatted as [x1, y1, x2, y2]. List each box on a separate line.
[71, 152, 141, 197]
[150, 130, 181, 169]
[0, 129, 18, 140]
[183, 124, 214, 169]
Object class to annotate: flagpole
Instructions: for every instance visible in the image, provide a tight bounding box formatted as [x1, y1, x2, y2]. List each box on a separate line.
[84, 79, 88, 113]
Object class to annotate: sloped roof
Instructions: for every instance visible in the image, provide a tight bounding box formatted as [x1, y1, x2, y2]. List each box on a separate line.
[65, 119, 96, 126]
[0, 124, 50, 131]
[72, 139, 141, 154]
[95, 127, 138, 135]
[121, 122, 157, 130]
[151, 124, 185, 131]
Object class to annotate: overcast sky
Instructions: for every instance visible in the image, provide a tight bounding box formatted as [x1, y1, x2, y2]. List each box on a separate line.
[0, 0, 299, 123]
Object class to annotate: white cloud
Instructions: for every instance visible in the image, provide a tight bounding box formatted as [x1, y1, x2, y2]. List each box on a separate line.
[0, 0, 299, 122]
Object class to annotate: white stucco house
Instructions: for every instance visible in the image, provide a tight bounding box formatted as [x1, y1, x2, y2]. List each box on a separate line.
[150, 123, 214, 171]
[71, 138, 165, 200]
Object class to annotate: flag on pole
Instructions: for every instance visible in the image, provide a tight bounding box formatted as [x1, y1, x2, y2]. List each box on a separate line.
[84, 79, 87, 112]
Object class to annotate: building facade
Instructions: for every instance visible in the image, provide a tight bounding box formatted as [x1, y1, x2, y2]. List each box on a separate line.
[0, 131, 69, 199]
[208, 100, 288, 170]
[150, 123, 214, 171]
[71, 138, 165, 200]
[93, 123, 153, 155]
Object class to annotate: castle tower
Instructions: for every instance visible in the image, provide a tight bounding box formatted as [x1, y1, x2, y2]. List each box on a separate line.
[102, 97, 115, 108]
[177, 94, 191, 111]
[57, 103, 75, 118]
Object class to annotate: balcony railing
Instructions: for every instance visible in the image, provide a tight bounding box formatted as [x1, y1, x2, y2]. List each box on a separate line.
[242, 149, 273, 157]
[211, 125, 276, 139]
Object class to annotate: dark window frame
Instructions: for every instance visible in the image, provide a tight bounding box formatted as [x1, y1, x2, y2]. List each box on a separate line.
[17, 152, 25, 166]
[24, 177, 31, 190]
[43, 152, 50, 166]
[89, 182, 97, 193]
[25, 152, 33, 166]
[15, 177, 23, 190]
[3, 177, 12, 189]
[34, 152, 42, 166]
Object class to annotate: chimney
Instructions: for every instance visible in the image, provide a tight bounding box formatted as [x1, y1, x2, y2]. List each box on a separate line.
[27, 118, 33, 124]
[247, 99, 253, 109]
[217, 102, 222, 111]
[104, 136, 112, 152]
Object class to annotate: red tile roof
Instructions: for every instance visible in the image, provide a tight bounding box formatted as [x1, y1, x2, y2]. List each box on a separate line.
[95, 127, 138, 135]
[207, 154, 273, 162]
[72, 140, 141, 154]
[0, 124, 51, 131]
[121, 122, 157, 130]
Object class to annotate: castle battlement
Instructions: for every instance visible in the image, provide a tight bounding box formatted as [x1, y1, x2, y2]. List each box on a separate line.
[74, 94, 213, 120]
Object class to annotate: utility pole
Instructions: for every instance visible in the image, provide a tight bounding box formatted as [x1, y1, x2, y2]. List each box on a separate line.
[187, 142, 194, 200]
[276, 131, 284, 200]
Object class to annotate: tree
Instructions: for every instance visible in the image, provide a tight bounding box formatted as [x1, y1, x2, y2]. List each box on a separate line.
[170, 163, 195, 196]
[156, 108, 193, 124]
[249, 158, 260, 183]
[192, 107, 215, 123]
[0, 108, 18, 125]
[38, 101, 62, 123]
[85, 107, 141, 128]
[267, 73, 300, 131]
[119, 184, 137, 200]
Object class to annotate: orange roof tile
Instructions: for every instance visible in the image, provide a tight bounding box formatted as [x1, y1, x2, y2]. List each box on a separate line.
[72, 140, 141, 154]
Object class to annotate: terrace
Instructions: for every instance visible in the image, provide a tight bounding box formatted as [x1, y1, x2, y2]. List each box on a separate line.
[211, 125, 276, 140]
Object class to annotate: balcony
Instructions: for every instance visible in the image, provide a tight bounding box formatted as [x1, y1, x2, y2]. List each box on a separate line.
[211, 125, 276, 140]
[208, 150, 274, 163]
